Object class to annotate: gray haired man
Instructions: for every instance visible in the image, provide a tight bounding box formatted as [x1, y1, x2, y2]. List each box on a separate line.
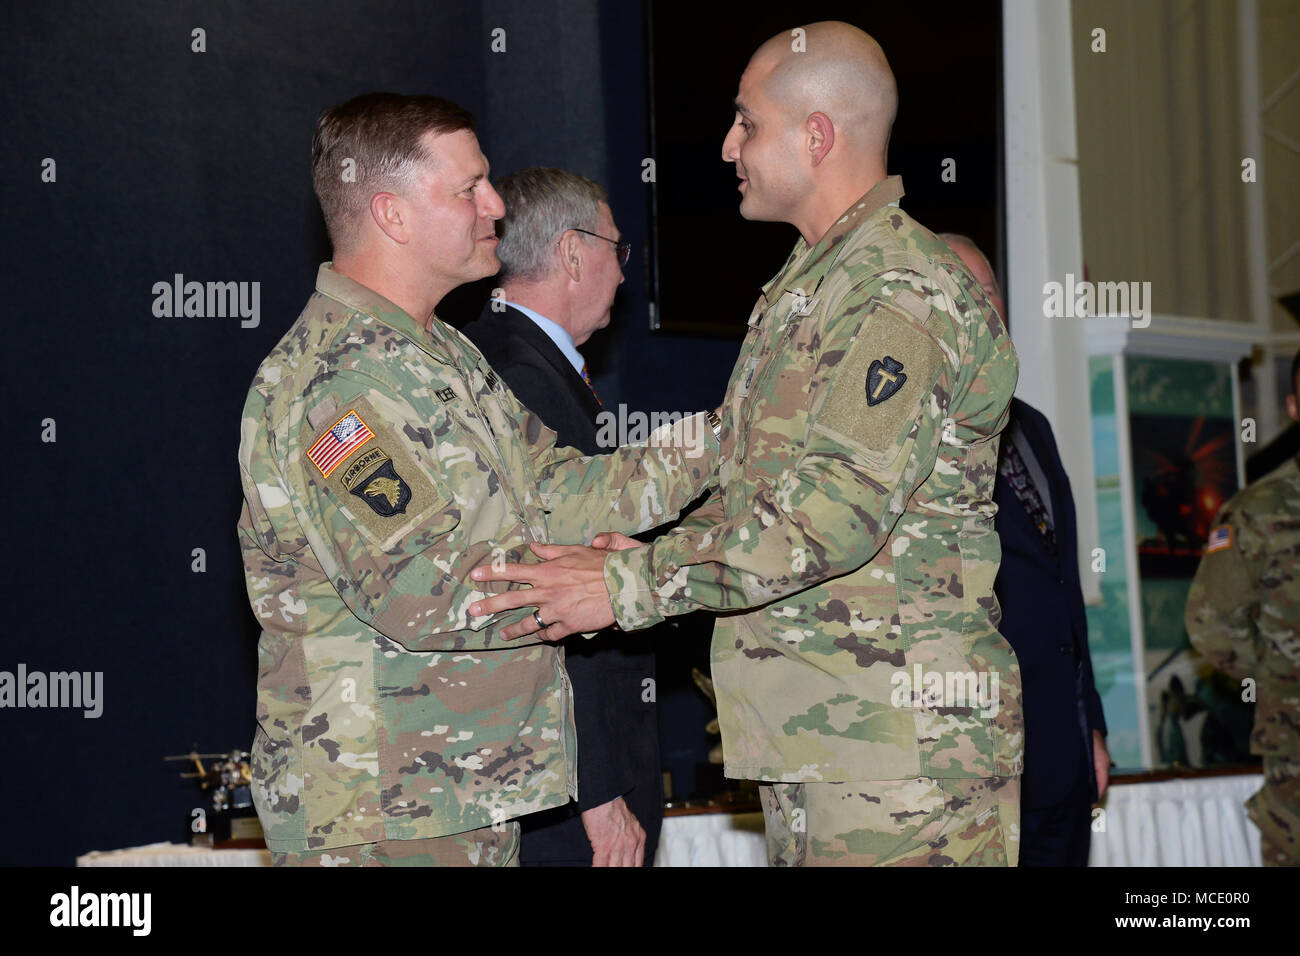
[460, 168, 659, 867]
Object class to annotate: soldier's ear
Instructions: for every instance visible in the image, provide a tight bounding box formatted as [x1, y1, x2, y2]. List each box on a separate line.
[1287, 392, 1298, 424]
[807, 112, 835, 166]
[371, 192, 408, 244]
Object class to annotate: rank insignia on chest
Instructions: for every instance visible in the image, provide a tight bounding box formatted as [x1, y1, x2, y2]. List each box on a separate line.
[484, 370, 499, 392]
[340, 448, 412, 517]
[866, 356, 907, 406]
[787, 291, 818, 319]
[435, 386, 455, 402]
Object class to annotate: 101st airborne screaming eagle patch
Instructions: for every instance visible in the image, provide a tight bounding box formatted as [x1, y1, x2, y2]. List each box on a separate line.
[340, 448, 411, 517]
[301, 396, 446, 548]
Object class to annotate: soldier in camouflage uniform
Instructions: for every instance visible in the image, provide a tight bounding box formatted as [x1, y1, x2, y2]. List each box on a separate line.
[238, 93, 718, 866]
[1185, 348, 1300, 866]
[470, 23, 1022, 866]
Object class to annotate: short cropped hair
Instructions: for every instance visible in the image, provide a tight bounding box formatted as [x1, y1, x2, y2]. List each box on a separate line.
[1291, 346, 1299, 397]
[937, 232, 1000, 293]
[312, 92, 475, 252]
[495, 167, 609, 282]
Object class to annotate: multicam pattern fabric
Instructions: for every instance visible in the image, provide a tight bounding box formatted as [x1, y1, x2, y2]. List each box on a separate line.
[238, 264, 717, 853]
[1186, 455, 1300, 864]
[270, 823, 521, 867]
[604, 176, 1022, 784]
[760, 775, 1020, 866]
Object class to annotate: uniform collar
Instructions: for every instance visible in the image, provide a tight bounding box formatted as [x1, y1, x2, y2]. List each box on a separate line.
[760, 175, 905, 298]
[815, 174, 905, 249]
[315, 262, 448, 354]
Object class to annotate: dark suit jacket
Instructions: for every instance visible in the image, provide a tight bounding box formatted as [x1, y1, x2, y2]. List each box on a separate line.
[460, 302, 662, 865]
[993, 398, 1107, 809]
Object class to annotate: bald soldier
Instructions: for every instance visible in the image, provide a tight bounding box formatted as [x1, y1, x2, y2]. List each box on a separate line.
[469, 23, 1022, 866]
[1186, 348, 1300, 866]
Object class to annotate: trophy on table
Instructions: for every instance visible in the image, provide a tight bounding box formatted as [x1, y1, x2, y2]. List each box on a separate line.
[165, 747, 265, 847]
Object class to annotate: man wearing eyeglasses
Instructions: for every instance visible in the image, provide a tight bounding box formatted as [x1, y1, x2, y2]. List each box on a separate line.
[461, 167, 655, 868]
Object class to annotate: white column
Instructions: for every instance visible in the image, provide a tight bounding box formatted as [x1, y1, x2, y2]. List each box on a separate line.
[1238, 0, 1279, 443]
[1003, 0, 1100, 602]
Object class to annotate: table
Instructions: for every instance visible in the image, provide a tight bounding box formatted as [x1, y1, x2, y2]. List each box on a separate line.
[78, 771, 1266, 866]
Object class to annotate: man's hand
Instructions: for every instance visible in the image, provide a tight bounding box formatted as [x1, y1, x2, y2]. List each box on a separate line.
[589, 531, 641, 552]
[1093, 729, 1111, 801]
[469, 539, 643, 641]
[582, 796, 646, 867]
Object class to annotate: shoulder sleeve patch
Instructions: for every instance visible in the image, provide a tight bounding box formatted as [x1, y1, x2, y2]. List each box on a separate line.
[814, 302, 945, 462]
[301, 395, 451, 551]
[1204, 524, 1233, 554]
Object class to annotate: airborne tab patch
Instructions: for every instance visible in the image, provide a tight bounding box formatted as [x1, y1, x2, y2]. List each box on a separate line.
[866, 356, 907, 406]
[307, 411, 374, 477]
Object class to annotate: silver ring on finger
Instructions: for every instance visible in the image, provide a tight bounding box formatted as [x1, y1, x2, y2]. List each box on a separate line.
[533, 610, 548, 629]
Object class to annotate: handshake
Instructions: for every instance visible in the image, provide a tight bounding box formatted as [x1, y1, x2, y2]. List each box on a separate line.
[469, 531, 642, 641]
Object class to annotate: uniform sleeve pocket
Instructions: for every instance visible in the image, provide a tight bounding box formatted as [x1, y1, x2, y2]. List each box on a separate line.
[300, 396, 460, 556]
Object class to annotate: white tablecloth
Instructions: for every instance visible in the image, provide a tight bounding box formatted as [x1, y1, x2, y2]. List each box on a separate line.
[1087, 773, 1264, 867]
[655, 774, 1267, 867]
[77, 842, 271, 867]
[77, 774, 1266, 867]
[655, 811, 768, 867]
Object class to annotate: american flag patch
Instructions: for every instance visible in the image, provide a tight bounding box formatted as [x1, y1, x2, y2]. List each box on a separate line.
[307, 411, 374, 477]
[1205, 524, 1233, 554]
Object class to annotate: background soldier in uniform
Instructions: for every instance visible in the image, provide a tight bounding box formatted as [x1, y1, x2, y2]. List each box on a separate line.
[470, 22, 1022, 866]
[1186, 348, 1300, 866]
[238, 93, 717, 866]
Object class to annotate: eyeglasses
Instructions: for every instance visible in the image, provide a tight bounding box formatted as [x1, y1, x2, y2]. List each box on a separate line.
[570, 227, 631, 267]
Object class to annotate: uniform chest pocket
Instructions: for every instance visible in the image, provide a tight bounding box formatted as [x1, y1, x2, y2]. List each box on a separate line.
[737, 291, 821, 400]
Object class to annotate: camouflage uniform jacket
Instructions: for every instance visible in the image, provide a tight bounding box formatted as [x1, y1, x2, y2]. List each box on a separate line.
[238, 264, 716, 852]
[1186, 454, 1300, 756]
[604, 177, 1023, 783]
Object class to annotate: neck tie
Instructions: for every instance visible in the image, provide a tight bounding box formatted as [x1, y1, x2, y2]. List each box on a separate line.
[580, 362, 600, 406]
[1000, 436, 1057, 558]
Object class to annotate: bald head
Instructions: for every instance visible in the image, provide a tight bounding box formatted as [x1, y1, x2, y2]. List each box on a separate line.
[940, 233, 1005, 321]
[722, 21, 899, 243]
[751, 21, 897, 162]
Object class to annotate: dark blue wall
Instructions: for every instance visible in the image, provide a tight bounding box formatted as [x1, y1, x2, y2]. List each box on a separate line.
[0, 0, 740, 865]
[0, 0, 998, 864]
